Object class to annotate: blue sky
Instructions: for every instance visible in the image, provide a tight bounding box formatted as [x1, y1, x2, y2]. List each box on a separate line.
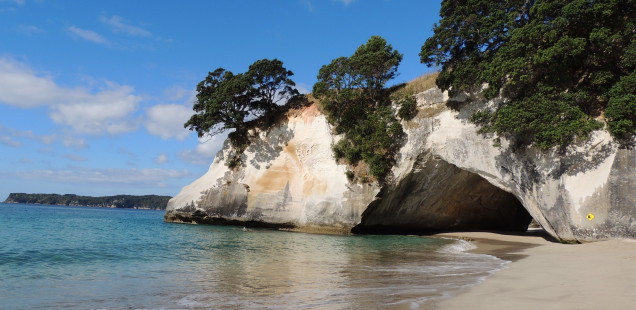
[0, 0, 441, 200]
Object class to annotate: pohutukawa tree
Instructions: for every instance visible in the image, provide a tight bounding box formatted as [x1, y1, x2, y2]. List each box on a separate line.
[185, 59, 300, 140]
[248, 59, 299, 115]
[313, 35, 403, 127]
[313, 36, 405, 182]
[421, 0, 636, 149]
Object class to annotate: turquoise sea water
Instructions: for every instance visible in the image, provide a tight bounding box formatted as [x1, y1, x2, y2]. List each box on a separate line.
[0, 203, 506, 309]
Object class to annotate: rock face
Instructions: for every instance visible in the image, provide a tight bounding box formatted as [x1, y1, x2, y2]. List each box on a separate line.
[166, 88, 636, 242]
[166, 105, 379, 233]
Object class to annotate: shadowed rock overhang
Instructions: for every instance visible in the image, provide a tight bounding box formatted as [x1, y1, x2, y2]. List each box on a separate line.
[353, 155, 532, 234]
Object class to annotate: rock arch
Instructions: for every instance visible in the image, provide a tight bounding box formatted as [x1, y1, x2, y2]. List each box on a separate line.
[353, 154, 532, 234]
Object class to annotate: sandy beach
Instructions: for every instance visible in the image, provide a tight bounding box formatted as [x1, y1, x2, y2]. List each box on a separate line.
[433, 231, 636, 309]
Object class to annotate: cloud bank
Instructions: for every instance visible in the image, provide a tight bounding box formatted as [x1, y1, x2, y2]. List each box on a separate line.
[0, 57, 141, 135]
[180, 136, 225, 165]
[145, 104, 193, 140]
[15, 167, 191, 186]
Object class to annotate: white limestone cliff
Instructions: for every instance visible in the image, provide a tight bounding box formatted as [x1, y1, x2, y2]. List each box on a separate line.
[166, 88, 636, 242]
[166, 104, 379, 233]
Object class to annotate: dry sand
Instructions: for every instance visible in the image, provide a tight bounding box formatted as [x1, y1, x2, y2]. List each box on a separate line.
[433, 231, 636, 310]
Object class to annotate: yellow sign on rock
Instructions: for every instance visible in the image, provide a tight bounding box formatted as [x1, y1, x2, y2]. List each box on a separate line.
[586, 213, 595, 221]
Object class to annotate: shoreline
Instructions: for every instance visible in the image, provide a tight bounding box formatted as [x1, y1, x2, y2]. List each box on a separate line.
[1, 202, 166, 211]
[432, 231, 636, 310]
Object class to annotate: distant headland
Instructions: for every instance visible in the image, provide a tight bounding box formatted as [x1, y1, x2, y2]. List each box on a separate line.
[3, 193, 171, 210]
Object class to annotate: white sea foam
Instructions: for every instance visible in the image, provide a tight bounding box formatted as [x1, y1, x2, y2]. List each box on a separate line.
[414, 237, 510, 309]
[439, 237, 477, 253]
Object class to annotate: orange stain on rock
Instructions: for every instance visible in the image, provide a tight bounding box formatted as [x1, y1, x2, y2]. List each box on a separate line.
[251, 164, 291, 193]
[251, 142, 300, 194]
[288, 103, 321, 125]
[283, 142, 300, 167]
[302, 177, 327, 196]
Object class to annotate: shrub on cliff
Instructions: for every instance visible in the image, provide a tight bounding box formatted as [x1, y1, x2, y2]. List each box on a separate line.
[421, 0, 636, 149]
[313, 36, 405, 182]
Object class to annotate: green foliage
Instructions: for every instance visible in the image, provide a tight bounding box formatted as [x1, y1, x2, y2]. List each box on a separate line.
[349, 36, 403, 98]
[606, 72, 636, 140]
[5, 193, 171, 210]
[313, 36, 403, 125]
[421, 0, 526, 94]
[226, 155, 241, 169]
[313, 36, 404, 182]
[185, 59, 303, 168]
[422, 0, 636, 148]
[185, 59, 301, 139]
[248, 59, 299, 116]
[491, 94, 603, 149]
[345, 170, 355, 182]
[185, 68, 251, 138]
[395, 94, 418, 120]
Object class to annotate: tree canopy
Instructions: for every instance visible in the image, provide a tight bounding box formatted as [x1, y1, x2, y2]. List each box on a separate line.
[185, 59, 300, 139]
[313, 36, 405, 182]
[421, 0, 636, 149]
[313, 36, 403, 126]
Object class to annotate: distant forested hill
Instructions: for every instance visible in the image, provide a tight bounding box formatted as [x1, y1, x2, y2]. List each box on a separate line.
[3, 193, 171, 210]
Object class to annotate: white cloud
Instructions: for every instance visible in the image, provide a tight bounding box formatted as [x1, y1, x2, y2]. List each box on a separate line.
[0, 0, 22, 13]
[145, 104, 193, 140]
[100, 15, 152, 37]
[16, 167, 191, 186]
[295, 82, 311, 94]
[104, 121, 138, 135]
[303, 0, 355, 6]
[155, 153, 168, 164]
[38, 146, 54, 154]
[300, 0, 314, 11]
[62, 154, 87, 162]
[49, 85, 140, 134]
[163, 85, 195, 101]
[0, 0, 25, 5]
[0, 58, 63, 108]
[0, 124, 64, 147]
[99, 15, 173, 44]
[118, 147, 138, 162]
[0, 135, 21, 147]
[67, 26, 111, 46]
[61, 135, 87, 149]
[0, 57, 141, 135]
[19, 158, 32, 164]
[40, 134, 56, 145]
[18, 24, 43, 35]
[180, 136, 225, 165]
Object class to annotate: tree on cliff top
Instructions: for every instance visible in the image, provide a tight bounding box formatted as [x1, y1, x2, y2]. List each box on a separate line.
[421, 0, 636, 149]
[313, 36, 403, 126]
[185, 59, 300, 140]
[313, 36, 404, 182]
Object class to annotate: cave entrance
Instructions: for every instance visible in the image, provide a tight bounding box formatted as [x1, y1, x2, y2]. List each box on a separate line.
[352, 158, 532, 235]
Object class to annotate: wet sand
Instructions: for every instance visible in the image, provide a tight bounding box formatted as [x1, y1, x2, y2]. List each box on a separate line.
[433, 231, 636, 310]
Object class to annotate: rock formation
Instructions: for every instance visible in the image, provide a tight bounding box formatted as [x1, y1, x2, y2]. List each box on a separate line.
[166, 104, 379, 234]
[166, 88, 636, 242]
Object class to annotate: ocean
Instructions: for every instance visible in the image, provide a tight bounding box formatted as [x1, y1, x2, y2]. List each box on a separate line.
[0, 203, 507, 309]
